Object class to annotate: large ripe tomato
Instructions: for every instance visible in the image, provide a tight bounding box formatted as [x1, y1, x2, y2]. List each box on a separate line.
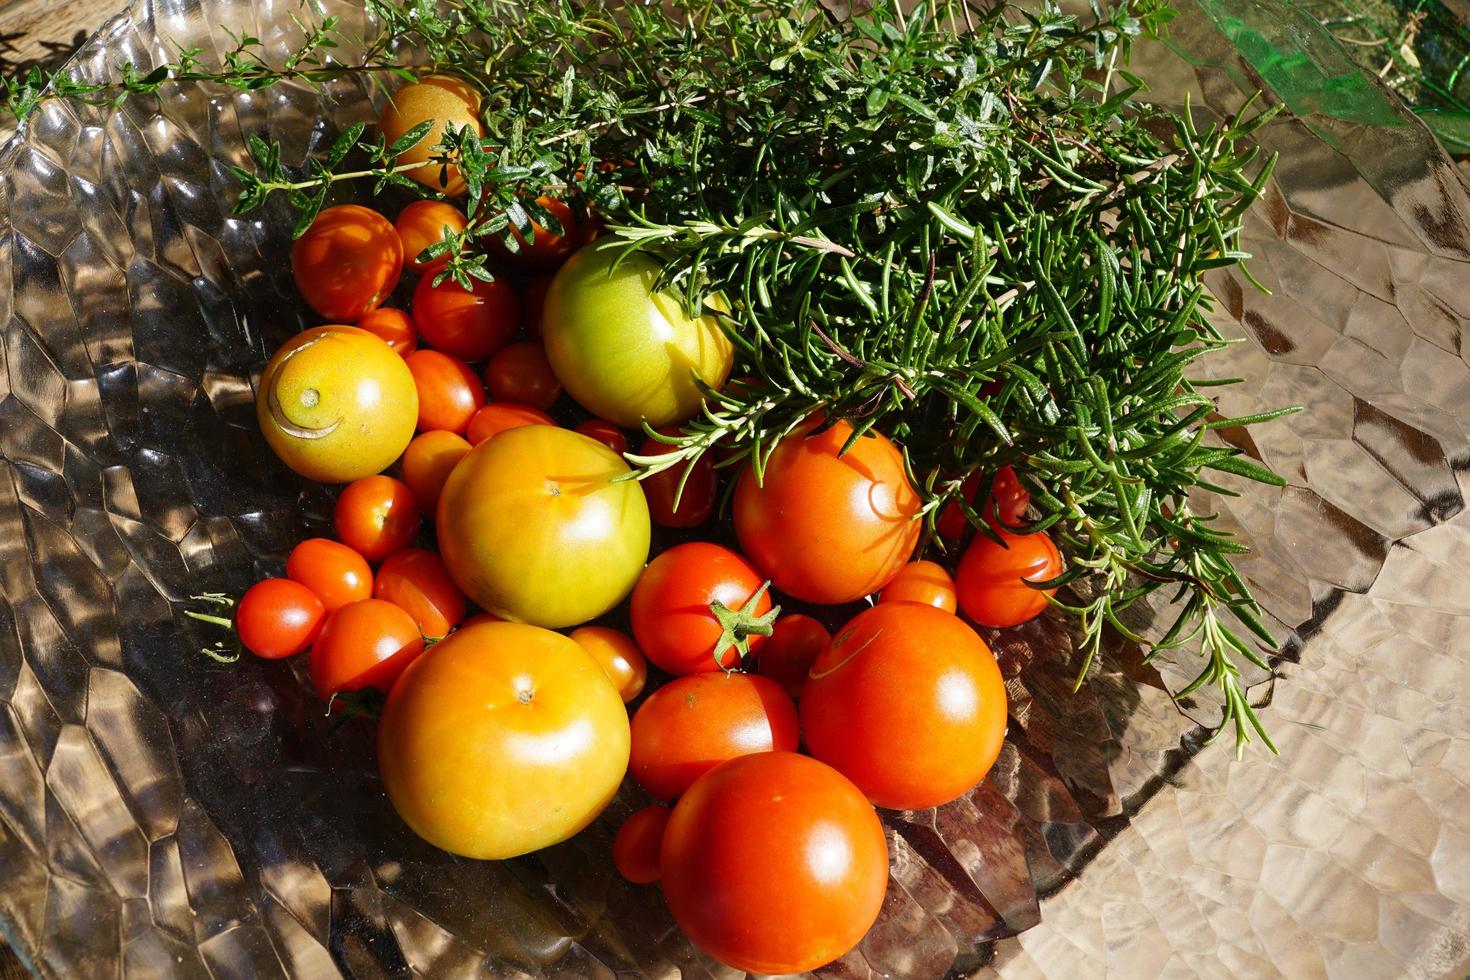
[404, 349, 485, 434]
[488, 196, 586, 271]
[395, 200, 467, 272]
[629, 542, 773, 675]
[955, 526, 1062, 628]
[734, 416, 921, 604]
[569, 626, 647, 703]
[377, 76, 483, 195]
[464, 403, 554, 445]
[661, 752, 888, 974]
[285, 538, 373, 614]
[637, 430, 715, 528]
[484, 341, 561, 410]
[357, 307, 417, 355]
[235, 579, 324, 659]
[399, 430, 471, 514]
[879, 559, 958, 613]
[629, 672, 798, 801]
[436, 425, 650, 628]
[613, 806, 670, 884]
[541, 241, 733, 428]
[755, 614, 830, 699]
[310, 598, 425, 701]
[412, 274, 519, 362]
[374, 547, 467, 638]
[333, 475, 422, 563]
[800, 602, 1007, 810]
[257, 326, 418, 483]
[378, 621, 630, 858]
[291, 205, 403, 322]
[936, 465, 1030, 541]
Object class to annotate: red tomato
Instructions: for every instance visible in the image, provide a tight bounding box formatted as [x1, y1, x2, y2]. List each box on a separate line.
[286, 538, 372, 613]
[488, 196, 585, 271]
[395, 200, 467, 272]
[573, 419, 628, 456]
[936, 465, 1030, 540]
[333, 475, 422, 563]
[630, 542, 774, 674]
[630, 672, 798, 801]
[405, 349, 485, 434]
[374, 548, 468, 638]
[661, 752, 888, 974]
[879, 560, 957, 613]
[412, 273, 519, 361]
[756, 614, 830, 699]
[637, 429, 715, 528]
[801, 602, 1007, 809]
[464, 403, 554, 445]
[235, 579, 324, 659]
[955, 527, 1062, 628]
[734, 416, 921, 604]
[291, 205, 402, 322]
[484, 341, 561, 410]
[309, 599, 425, 701]
[521, 274, 551, 338]
[613, 806, 670, 884]
[357, 307, 417, 356]
[569, 626, 648, 702]
[399, 430, 472, 514]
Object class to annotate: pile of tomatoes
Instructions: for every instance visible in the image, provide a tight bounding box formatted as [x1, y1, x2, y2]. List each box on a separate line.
[221, 78, 1068, 975]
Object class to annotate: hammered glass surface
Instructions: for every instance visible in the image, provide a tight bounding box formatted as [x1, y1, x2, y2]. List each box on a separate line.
[0, 0, 1466, 976]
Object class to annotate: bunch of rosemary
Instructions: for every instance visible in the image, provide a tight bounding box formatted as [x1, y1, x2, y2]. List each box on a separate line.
[13, 0, 1297, 755]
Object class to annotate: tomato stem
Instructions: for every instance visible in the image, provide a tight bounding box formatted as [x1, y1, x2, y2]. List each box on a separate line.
[709, 581, 781, 667]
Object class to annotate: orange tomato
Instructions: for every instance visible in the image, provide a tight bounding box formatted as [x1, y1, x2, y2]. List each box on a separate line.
[235, 579, 324, 660]
[291, 205, 403, 322]
[405, 349, 485, 434]
[374, 547, 467, 638]
[399, 430, 471, 514]
[357, 307, 418, 355]
[333, 475, 422, 563]
[395, 200, 467, 271]
[488, 196, 586, 271]
[285, 538, 373, 614]
[756, 614, 830, 700]
[879, 560, 958, 613]
[412, 273, 519, 362]
[572, 419, 628, 457]
[955, 527, 1062, 628]
[461, 612, 504, 627]
[568, 626, 648, 702]
[613, 806, 670, 884]
[464, 402, 554, 445]
[377, 77, 483, 195]
[310, 599, 425, 701]
[484, 341, 561, 410]
[521, 274, 552, 338]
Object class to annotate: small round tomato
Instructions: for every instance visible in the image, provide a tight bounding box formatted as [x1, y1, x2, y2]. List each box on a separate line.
[357, 307, 417, 356]
[756, 614, 830, 699]
[399, 430, 471, 514]
[405, 349, 485, 434]
[412, 273, 519, 362]
[377, 76, 483, 195]
[734, 416, 921, 604]
[573, 419, 628, 457]
[257, 326, 418, 484]
[464, 403, 554, 445]
[333, 475, 422, 563]
[235, 579, 324, 659]
[521, 275, 552, 338]
[488, 196, 587, 271]
[630, 542, 773, 675]
[613, 806, 670, 884]
[374, 547, 467, 638]
[956, 527, 1062, 628]
[661, 752, 888, 975]
[569, 626, 647, 702]
[484, 341, 561, 410]
[801, 602, 1007, 810]
[285, 538, 373, 614]
[291, 205, 403, 322]
[395, 200, 467, 272]
[936, 465, 1030, 541]
[630, 672, 798, 801]
[637, 430, 715, 528]
[880, 560, 958, 613]
[310, 598, 425, 701]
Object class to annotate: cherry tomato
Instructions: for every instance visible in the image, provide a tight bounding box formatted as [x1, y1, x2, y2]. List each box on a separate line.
[661, 752, 888, 974]
[484, 341, 561, 410]
[461, 612, 504, 627]
[357, 307, 417, 356]
[756, 614, 830, 699]
[333, 475, 422, 563]
[310, 598, 425, 701]
[630, 542, 773, 675]
[395, 200, 467, 272]
[879, 560, 958, 613]
[636, 429, 715, 528]
[569, 626, 648, 702]
[955, 527, 1062, 628]
[291, 205, 403, 322]
[487, 196, 586, 271]
[573, 419, 629, 457]
[399, 430, 472, 515]
[801, 602, 1007, 810]
[613, 806, 670, 884]
[405, 349, 485, 434]
[630, 672, 798, 801]
[936, 465, 1030, 541]
[464, 403, 554, 445]
[412, 273, 519, 362]
[235, 579, 324, 659]
[374, 547, 467, 638]
[377, 77, 482, 195]
[286, 538, 373, 614]
[734, 416, 921, 604]
[521, 275, 552, 338]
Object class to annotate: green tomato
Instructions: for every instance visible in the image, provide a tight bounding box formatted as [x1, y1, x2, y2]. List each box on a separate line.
[542, 241, 734, 428]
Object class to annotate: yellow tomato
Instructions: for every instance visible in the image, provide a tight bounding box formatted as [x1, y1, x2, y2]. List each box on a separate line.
[542, 241, 733, 428]
[256, 326, 418, 484]
[569, 626, 648, 702]
[377, 76, 483, 196]
[436, 425, 650, 628]
[378, 621, 631, 859]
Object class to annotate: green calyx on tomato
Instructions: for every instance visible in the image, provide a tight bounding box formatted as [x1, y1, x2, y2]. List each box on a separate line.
[708, 580, 780, 667]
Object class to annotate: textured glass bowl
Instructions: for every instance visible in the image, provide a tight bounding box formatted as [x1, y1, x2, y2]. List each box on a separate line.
[0, 0, 1468, 976]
